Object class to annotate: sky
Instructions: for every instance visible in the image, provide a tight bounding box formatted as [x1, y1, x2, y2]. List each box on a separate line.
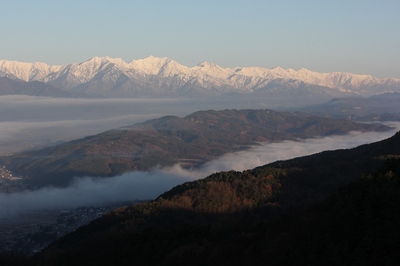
[1, 0, 399, 78]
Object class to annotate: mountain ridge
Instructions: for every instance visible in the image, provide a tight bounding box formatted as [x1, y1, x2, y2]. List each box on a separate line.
[25, 132, 400, 266]
[0, 108, 392, 187]
[1, 56, 399, 98]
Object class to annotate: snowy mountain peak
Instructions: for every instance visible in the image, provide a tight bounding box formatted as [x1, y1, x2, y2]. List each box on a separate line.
[132, 55, 171, 66]
[0, 59, 62, 81]
[197, 61, 217, 68]
[1, 56, 399, 98]
[128, 56, 185, 76]
[194, 61, 231, 79]
[80, 56, 127, 67]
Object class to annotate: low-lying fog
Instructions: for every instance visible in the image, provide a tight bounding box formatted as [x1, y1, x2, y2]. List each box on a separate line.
[0, 96, 196, 155]
[0, 95, 324, 155]
[1, 122, 399, 219]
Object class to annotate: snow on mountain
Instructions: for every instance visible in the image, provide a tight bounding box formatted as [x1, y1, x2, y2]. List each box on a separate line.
[0, 56, 399, 98]
[128, 56, 181, 76]
[0, 60, 62, 82]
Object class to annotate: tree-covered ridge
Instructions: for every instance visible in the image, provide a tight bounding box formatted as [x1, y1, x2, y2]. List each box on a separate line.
[242, 156, 400, 266]
[1, 109, 390, 187]
[157, 167, 284, 210]
[23, 168, 290, 266]
[14, 132, 398, 266]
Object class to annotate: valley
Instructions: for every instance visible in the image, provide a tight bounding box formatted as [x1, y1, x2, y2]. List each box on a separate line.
[0, 202, 136, 254]
[3, 1, 400, 264]
[0, 108, 392, 187]
[25, 132, 400, 265]
[0, 57, 399, 265]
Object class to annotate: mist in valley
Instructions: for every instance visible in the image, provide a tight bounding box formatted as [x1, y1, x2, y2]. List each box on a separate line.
[0, 95, 306, 155]
[1, 122, 399, 219]
[1, 94, 399, 219]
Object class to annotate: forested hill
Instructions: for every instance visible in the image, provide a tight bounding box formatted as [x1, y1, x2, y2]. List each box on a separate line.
[1, 109, 390, 187]
[18, 132, 400, 266]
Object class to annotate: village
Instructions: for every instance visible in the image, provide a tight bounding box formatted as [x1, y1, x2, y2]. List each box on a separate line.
[0, 202, 135, 254]
[0, 165, 30, 193]
[0, 165, 138, 254]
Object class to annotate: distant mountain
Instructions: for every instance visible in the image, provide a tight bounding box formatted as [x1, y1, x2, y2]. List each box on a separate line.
[0, 77, 82, 97]
[25, 132, 400, 266]
[0, 109, 390, 187]
[1, 56, 400, 98]
[293, 92, 400, 120]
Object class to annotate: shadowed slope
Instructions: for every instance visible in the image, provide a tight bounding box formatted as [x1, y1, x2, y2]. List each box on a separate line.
[27, 132, 400, 265]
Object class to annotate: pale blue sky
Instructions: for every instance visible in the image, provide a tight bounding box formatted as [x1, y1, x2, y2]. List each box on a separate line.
[1, 0, 399, 78]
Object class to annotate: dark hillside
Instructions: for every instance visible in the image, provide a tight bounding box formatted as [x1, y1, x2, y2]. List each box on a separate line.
[24, 132, 400, 265]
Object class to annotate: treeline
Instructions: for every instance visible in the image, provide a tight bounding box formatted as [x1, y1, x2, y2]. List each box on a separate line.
[28, 157, 400, 265]
[2, 133, 400, 265]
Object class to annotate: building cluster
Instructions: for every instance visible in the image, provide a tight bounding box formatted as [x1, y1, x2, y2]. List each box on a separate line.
[0, 165, 29, 193]
[0, 165, 140, 254]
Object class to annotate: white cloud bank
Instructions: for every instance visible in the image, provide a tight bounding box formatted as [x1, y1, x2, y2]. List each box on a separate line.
[0, 95, 285, 155]
[0, 122, 399, 219]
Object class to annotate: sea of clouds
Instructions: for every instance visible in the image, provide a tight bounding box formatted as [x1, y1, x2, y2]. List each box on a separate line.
[0, 95, 299, 155]
[1, 122, 399, 219]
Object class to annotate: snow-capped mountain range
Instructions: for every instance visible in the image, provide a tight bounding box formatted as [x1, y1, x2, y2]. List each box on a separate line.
[0, 56, 399, 98]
